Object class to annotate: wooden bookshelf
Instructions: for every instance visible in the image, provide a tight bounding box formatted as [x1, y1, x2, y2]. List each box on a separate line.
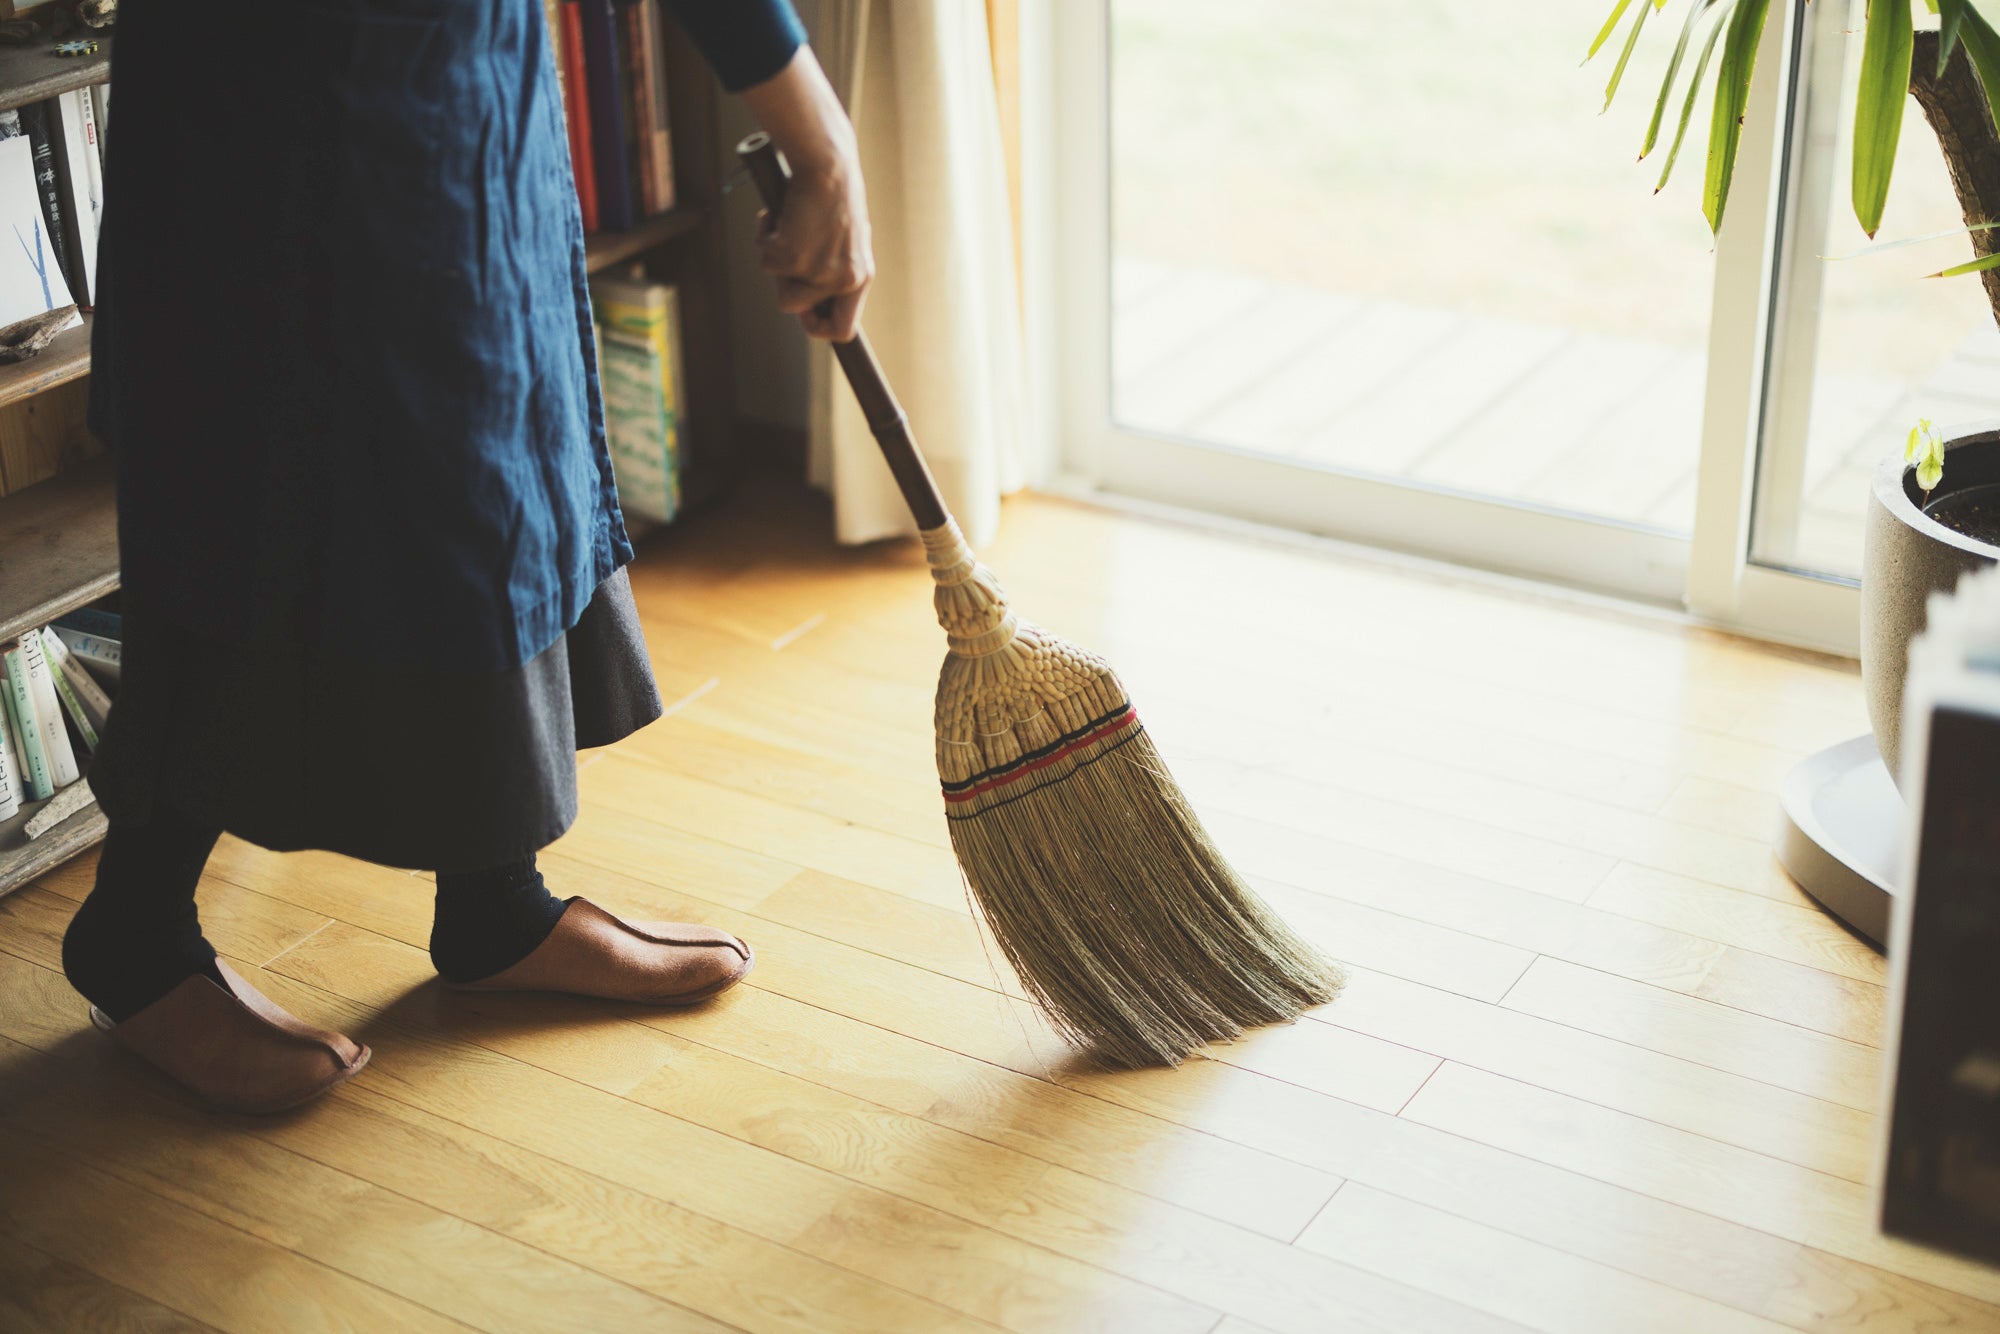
[0, 454, 115, 647]
[607, 17, 740, 515]
[0, 37, 114, 897]
[585, 204, 704, 274]
[0, 777, 104, 893]
[0, 35, 109, 115]
[0, 457, 114, 896]
[0, 313, 90, 410]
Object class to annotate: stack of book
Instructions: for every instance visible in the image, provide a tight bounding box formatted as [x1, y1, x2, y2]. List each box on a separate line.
[0, 608, 117, 834]
[545, 0, 675, 235]
[1880, 562, 2000, 1265]
[0, 82, 106, 329]
[591, 274, 686, 529]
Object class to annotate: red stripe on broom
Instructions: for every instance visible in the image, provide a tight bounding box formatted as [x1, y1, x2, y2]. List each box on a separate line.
[941, 708, 1142, 804]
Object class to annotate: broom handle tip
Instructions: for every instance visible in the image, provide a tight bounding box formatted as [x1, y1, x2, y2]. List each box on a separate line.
[735, 133, 952, 533]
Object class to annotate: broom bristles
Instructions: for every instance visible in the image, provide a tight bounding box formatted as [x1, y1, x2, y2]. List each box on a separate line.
[924, 522, 1343, 1069]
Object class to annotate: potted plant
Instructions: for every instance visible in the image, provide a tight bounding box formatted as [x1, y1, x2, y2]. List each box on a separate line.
[1593, 0, 2000, 781]
[1866, 415, 1999, 778]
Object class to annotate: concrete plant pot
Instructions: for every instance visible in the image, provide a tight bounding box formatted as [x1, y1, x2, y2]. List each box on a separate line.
[1862, 421, 2000, 784]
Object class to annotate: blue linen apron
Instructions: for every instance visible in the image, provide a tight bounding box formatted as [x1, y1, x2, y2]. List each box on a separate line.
[90, 0, 627, 674]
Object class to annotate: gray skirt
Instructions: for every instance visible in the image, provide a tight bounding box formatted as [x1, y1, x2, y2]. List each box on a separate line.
[90, 568, 663, 873]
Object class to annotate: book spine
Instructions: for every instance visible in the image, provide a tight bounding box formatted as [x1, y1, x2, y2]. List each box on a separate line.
[0, 679, 20, 819]
[642, 0, 675, 212]
[2, 650, 53, 801]
[543, 0, 565, 103]
[52, 627, 121, 685]
[580, 0, 634, 232]
[41, 629, 105, 747]
[19, 632, 78, 787]
[49, 99, 86, 307]
[74, 89, 103, 231]
[55, 607, 121, 638]
[16, 102, 75, 306]
[596, 326, 675, 523]
[90, 83, 108, 166]
[621, 0, 656, 216]
[56, 91, 97, 307]
[660, 284, 684, 517]
[592, 279, 686, 522]
[44, 650, 98, 753]
[42, 629, 112, 731]
[561, 1, 599, 233]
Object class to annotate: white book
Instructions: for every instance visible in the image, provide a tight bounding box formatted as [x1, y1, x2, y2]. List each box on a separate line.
[41, 627, 110, 733]
[51, 625, 119, 686]
[17, 632, 78, 788]
[74, 90, 102, 232]
[0, 130, 78, 330]
[1, 649, 51, 800]
[56, 91, 98, 305]
[0, 685, 20, 819]
[90, 84, 108, 166]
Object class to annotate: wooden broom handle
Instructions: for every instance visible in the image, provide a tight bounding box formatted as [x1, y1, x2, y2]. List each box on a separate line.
[736, 132, 950, 532]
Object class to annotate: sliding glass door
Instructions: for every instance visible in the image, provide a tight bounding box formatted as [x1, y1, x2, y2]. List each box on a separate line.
[1752, 0, 2000, 582]
[1043, 0, 1948, 652]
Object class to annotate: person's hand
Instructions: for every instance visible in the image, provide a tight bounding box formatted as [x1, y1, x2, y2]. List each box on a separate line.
[742, 49, 874, 341]
[755, 154, 872, 341]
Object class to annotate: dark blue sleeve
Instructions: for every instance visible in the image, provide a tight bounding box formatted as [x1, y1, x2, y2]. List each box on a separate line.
[658, 0, 808, 92]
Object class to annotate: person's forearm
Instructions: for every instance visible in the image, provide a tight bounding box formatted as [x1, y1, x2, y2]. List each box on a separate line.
[739, 46, 873, 341]
[740, 49, 855, 181]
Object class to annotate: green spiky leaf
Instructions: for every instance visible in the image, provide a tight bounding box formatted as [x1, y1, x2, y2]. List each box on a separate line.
[1705, 0, 1772, 233]
[1587, 0, 1637, 61]
[1656, 4, 1735, 189]
[1642, 0, 1732, 160]
[1852, 0, 1914, 238]
[1604, 0, 1657, 111]
[1823, 220, 2000, 259]
[1926, 250, 2000, 278]
[1937, 0, 1968, 75]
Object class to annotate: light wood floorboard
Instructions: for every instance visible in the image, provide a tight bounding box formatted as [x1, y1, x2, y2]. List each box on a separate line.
[1, 483, 1993, 1333]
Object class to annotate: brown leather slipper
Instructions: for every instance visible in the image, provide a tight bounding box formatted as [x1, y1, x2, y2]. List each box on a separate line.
[89, 959, 370, 1116]
[444, 897, 755, 1006]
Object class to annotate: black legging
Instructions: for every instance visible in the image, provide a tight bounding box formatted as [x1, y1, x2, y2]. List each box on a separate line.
[62, 807, 568, 1021]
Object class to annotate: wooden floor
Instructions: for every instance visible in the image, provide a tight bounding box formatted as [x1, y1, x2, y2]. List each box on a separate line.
[2, 481, 1998, 1333]
[1114, 259, 2000, 575]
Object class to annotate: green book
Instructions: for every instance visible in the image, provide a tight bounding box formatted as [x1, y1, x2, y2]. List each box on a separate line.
[0, 676, 20, 818]
[1, 647, 52, 801]
[598, 327, 679, 524]
[590, 276, 683, 524]
[42, 633, 97, 752]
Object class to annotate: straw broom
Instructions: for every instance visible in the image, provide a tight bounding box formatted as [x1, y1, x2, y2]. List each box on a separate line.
[738, 135, 1341, 1068]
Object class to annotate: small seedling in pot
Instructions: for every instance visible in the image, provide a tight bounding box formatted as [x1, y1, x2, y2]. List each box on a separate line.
[1907, 416, 1946, 504]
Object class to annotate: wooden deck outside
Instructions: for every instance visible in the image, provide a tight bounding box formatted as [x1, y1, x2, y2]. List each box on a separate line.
[1114, 259, 2000, 575]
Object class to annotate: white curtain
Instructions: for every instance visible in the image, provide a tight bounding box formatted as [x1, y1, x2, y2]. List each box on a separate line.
[808, 0, 1028, 546]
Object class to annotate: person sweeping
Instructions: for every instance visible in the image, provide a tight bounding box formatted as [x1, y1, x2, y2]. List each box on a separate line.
[62, 0, 868, 1113]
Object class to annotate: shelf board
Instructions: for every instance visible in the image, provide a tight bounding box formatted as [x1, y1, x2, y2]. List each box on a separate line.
[0, 313, 88, 411]
[0, 34, 111, 115]
[0, 778, 103, 899]
[585, 205, 705, 275]
[0, 457, 117, 646]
